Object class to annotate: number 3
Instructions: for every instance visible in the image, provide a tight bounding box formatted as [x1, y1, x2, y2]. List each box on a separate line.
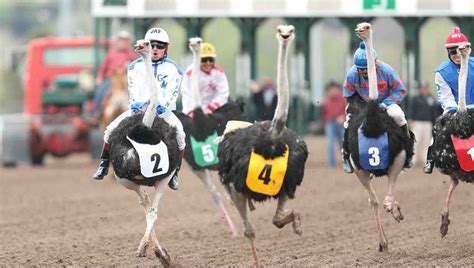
[368, 147, 380, 166]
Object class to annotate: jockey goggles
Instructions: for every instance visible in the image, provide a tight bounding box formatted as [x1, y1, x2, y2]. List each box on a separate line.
[201, 57, 215, 63]
[447, 47, 458, 55]
[150, 41, 168, 50]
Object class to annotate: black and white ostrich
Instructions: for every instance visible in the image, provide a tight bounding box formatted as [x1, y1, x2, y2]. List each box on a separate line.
[106, 39, 180, 266]
[217, 25, 308, 267]
[174, 37, 243, 237]
[430, 43, 474, 238]
[346, 22, 415, 252]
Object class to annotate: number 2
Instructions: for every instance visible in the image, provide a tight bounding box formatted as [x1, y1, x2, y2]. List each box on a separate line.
[368, 147, 380, 166]
[151, 153, 163, 173]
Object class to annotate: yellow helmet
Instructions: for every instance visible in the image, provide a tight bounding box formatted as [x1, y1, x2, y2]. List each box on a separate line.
[201, 43, 216, 58]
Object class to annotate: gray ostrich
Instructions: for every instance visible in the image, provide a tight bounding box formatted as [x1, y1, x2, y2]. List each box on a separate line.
[217, 25, 308, 267]
[106, 39, 180, 267]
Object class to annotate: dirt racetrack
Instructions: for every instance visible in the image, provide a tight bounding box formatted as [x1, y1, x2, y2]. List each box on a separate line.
[1, 136, 473, 266]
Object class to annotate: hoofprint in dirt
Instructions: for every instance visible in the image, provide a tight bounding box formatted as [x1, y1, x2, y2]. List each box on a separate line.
[0, 136, 473, 266]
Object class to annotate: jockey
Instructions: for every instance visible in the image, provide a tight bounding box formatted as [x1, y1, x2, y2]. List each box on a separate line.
[93, 27, 186, 191]
[424, 27, 474, 173]
[341, 41, 413, 173]
[181, 42, 230, 117]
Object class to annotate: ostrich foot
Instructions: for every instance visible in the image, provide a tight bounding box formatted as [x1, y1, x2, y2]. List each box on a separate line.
[154, 247, 171, 268]
[244, 229, 256, 239]
[292, 212, 303, 236]
[135, 239, 149, 257]
[378, 240, 388, 253]
[440, 212, 450, 238]
[383, 197, 404, 222]
[273, 210, 295, 228]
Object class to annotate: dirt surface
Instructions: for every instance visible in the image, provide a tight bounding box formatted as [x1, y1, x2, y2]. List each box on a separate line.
[1, 136, 473, 266]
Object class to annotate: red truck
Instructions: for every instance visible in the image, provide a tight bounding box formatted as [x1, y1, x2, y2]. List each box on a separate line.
[1, 37, 106, 165]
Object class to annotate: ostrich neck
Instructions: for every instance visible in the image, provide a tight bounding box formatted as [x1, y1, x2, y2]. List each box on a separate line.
[457, 54, 469, 111]
[271, 40, 290, 137]
[142, 53, 158, 128]
[365, 35, 378, 100]
[190, 49, 202, 110]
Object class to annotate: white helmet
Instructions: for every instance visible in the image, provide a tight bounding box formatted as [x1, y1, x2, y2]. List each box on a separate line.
[144, 27, 169, 44]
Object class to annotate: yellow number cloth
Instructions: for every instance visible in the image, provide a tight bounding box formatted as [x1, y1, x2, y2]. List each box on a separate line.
[245, 145, 289, 196]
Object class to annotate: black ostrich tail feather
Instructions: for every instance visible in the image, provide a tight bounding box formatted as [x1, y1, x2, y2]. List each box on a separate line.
[128, 124, 163, 145]
[363, 100, 385, 137]
[449, 111, 474, 139]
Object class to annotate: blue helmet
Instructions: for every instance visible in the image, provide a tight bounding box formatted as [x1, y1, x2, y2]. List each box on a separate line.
[354, 41, 377, 69]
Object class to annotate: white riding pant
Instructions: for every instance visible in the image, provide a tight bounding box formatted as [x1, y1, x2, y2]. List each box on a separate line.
[104, 109, 186, 151]
[344, 103, 407, 129]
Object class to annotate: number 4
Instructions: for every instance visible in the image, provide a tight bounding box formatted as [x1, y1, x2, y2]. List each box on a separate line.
[258, 164, 272, 185]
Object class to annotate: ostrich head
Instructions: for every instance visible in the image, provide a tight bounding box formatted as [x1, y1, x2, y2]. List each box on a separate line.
[458, 43, 472, 59]
[134, 39, 151, 58]
[188, 37, 202, 55]
[276, 25, 295, 43]
[355, 22, 372, 41]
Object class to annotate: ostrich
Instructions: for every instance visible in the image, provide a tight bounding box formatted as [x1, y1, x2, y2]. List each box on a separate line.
[217, 25, 308, 267]
[174, 37, 243, 237]
[346, 22, 414, 252]
[106, 39, 180, 267]
[430, 43, 474, 238]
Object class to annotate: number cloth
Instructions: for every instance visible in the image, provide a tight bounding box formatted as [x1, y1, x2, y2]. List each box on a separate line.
[246, 145, 290, 196]
[451, 134, 474, 171]
[190, 132, 219, 167]
[126, 136, 170, 178]
[358, 125, 389, 170]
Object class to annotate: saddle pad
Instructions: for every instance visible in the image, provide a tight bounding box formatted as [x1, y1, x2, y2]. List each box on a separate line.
[246, 145, 289, 196]
[190, 131, 219, 167]
[451, 135, 474, 171]
[126, 136, 169, 178]
[358, 125, 389, 170]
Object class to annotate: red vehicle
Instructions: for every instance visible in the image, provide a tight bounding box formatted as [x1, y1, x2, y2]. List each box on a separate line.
[22, 37, 106, 164]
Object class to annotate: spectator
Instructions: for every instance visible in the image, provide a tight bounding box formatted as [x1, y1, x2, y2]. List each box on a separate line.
[322, 81, 346, 168]
[93, 30, 138, 112]
[251, 76, 278, 121]
[407, 81, 439, 165]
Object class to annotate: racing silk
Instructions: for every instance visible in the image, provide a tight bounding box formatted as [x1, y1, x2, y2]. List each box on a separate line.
[343, 61, 406, 107]
[127, 57, 183, 111]
[434, 57, 474, 113]
[181, 64, 229, 115]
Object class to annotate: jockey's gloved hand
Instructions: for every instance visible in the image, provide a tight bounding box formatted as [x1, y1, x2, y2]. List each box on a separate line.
[156, 105, 166, 115]
[378, 102, 387, 112]
[130, 101, 147, 113]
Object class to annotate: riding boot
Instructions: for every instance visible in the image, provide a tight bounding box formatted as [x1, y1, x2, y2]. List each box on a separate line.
[423, 144, 435, 174]
[92, 143, 110, 180]
[401, 124, 414, 169]
[341, 129, 354, 173]
[168, 149, 184, 190]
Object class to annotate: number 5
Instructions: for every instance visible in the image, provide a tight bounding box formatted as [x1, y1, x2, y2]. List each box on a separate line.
[201, 144, 215, 162]
[368, 147, 380, 166]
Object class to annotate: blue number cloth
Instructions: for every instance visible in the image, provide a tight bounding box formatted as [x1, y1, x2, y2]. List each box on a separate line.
[358, 125, 389, 170]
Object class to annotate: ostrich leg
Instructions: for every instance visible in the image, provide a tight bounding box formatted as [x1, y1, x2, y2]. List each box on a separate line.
[272, 195, 302, 235]
[228, 186, 260, 268]
[116, 176, 167, 260]
[135, 174, 173, 267]
[194, 170, 238, 237]
[355, 169, 388, 252]
[440, 175, 459, 238]
[383, 152, 405, 222]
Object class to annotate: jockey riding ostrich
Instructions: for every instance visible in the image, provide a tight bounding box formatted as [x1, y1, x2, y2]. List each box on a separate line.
[217, 25, 308, 267]
[175, 37, 242, 236]
[106, 39, 180, 267]
[430, 43, 474, 238]
[345, 22, 414, 252]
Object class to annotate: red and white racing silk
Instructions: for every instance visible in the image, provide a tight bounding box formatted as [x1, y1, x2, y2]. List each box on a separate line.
[181, 64, 229, 115]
